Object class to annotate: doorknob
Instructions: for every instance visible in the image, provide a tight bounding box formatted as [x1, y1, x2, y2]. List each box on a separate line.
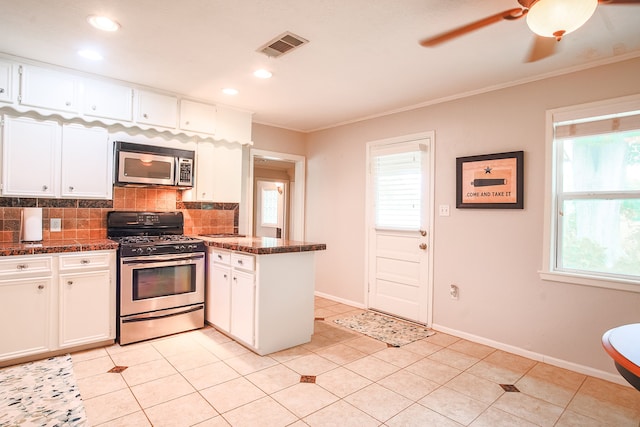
[419, 230, 427, 236]
[419, 243, 427, 250]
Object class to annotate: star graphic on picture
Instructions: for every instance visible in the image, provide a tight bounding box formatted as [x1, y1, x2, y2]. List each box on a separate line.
[484, 166, 492, 174]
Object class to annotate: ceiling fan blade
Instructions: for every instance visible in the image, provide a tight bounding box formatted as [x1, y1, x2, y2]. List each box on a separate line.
[525, 35, 557, 62]
[420, 8, 526, 47]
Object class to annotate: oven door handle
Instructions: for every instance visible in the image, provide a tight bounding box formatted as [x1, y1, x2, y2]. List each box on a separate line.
[122, 304, 204, 323]
[121, 253, 204, 265]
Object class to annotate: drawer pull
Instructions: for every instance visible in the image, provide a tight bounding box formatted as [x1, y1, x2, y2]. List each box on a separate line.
[67, 280, 74, 285]
[217, 254, 223, 260]
[37, 284, 44, 290]
[16, 264, 29, 270]
[80, 259, 90, 264]
[237, 260, 244, 265]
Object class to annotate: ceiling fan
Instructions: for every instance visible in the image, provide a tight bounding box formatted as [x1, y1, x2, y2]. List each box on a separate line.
[419, 0, 640, 62]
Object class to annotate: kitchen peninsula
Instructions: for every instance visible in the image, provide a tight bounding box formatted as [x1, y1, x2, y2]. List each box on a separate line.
[200, 235, 326, 355]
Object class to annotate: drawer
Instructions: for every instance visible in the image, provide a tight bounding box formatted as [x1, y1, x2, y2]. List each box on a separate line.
[59, 251, 111, 270]
[211, 249, 231, 265]
[0, 256, 53, 277]
[231, 253, 254, 271]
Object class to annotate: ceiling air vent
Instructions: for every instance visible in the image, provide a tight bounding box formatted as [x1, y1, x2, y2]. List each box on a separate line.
[258, 32, 309, 58]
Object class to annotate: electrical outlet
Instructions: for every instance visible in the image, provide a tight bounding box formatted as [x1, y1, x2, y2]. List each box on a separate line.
[450, 284, 459, 300]
[50, 218, 61, 232]
[439, 205, 450, 216]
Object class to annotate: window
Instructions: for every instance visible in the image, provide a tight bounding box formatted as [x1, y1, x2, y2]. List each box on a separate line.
[371, 143, 427, 230]
[542, 95, 640, 291]
[261, 188, 279, 226]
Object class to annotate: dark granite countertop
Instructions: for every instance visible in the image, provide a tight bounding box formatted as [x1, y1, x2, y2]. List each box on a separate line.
[0, 239, 119, 256]
[198, 235, 326, 255]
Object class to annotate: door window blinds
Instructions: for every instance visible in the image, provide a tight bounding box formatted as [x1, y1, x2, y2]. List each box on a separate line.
[371, 142, 427, 230]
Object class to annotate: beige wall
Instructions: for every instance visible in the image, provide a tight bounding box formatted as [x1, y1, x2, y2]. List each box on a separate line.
[304, 57, 640, 379]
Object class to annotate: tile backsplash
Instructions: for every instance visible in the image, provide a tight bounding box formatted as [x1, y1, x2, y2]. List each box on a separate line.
[0, 187, 238, 242]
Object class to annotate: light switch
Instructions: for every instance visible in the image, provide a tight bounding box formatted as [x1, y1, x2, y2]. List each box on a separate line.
[50, 218, 61, 232]
[438, 205, 450, 216]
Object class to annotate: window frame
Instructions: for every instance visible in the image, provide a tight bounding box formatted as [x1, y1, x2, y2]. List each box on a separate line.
[541, 94, 640, 293]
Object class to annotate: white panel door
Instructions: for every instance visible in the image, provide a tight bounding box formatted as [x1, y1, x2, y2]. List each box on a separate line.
[255, 180, 286, 239]
[367, 135, 433, 323]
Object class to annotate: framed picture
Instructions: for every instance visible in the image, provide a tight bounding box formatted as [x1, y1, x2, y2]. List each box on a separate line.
[456, 151, 524, 209]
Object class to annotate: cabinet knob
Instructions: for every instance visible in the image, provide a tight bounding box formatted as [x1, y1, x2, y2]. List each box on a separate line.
[42, 185, 48, 191]
[419, 243, 427, 250]
[91, 105, 97, 111]
[81, 259, 90, 264]
[223, 274, 227, 279]
[143, 113, 148, 119]
[185, 120, 190, 126]
[69, 186, 74, 191]
[0, 88, 5, 93]
[233, 277, 237, 281]
[38, 284, 44, 290]
[65, 101, 71, 107]
[67, 280, 74, 285]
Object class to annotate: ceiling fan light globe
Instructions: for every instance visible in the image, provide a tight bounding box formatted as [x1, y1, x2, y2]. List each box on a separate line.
[526, 0, 598, 39]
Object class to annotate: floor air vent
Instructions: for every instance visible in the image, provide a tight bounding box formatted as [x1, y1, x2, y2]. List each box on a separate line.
[257, 32, 308, 58]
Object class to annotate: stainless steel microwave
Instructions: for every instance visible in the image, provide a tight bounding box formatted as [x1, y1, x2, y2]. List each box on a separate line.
[114, 141, 194, 188]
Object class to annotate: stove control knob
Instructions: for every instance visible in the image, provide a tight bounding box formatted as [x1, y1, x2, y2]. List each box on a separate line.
[179, 245, 186, 251]
[147, 246, 156, 253]
[135, 248, 144, 255]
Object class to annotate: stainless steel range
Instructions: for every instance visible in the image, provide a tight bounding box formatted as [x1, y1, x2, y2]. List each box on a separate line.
[107, 211, 206, 345]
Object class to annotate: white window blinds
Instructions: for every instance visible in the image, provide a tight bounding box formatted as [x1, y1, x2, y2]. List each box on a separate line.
[371, 142, 426, 230]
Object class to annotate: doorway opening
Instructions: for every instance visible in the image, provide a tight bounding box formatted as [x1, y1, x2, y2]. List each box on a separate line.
[248, 149, 305, 241]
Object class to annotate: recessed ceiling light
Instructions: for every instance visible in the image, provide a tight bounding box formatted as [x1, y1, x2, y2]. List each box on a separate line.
[78, 49, 103, 61]
[222, 88, 239, 95]
[253, 69, 273, 79]
[87, 15, 120, 32]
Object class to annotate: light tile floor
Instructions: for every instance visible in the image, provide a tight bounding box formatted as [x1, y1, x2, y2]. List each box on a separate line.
[73, 297, 640, 426]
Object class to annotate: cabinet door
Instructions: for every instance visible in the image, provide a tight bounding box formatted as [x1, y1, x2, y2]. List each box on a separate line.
[207, 263, 231, 331]
[212, 141, 242, 203]
[20, 65, 78, 112]
[215, 105, 252, 145]
[230, 269, 255, 345]
[0, 277, 52, 361]
[2, 115, 59, 197]
[61, 124, 112, 198]
[193, 141, 215, 201]
[0, 60, 14, 103]
[180, 99, 216, 134]
[59, 270, 112, 348]
[82, 79, 133, 121]
[136, 90, 178, 128]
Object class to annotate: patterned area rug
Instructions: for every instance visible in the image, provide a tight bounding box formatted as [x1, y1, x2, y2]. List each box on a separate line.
[334, 311, 435, 347]
[0, 354, 87, 426]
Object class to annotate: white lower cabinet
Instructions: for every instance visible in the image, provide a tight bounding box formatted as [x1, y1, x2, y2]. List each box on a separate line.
[206, 247, 315, 355]
[0, 276, 53, 360]
[0, 251, 116, 362]
[230, 269, 255, 346]
[58, 270, 112, 348]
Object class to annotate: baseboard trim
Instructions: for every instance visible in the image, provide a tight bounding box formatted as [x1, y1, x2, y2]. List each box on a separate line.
[430, 323, 630, 388]
[314, 291, 366, 309]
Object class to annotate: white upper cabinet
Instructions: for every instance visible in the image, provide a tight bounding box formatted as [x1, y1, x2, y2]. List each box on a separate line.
[136, 90, 178, 128]
[0, 60, 14, 103]
[184, 140, 242, 203]
[215, 105, 252, 144]
[1, 116, 112, 199]
[20, 65, 79, 113]
[61, 124, 112, 199]
[3, 59, 251, 144]
[180, 99, 216, 134]
[2, 115, 59, 197]
[82, 79, 133, 121]
[211, 141, 242, 203]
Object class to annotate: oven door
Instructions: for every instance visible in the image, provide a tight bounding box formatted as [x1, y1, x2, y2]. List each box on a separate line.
[120, 252, 204, 316]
